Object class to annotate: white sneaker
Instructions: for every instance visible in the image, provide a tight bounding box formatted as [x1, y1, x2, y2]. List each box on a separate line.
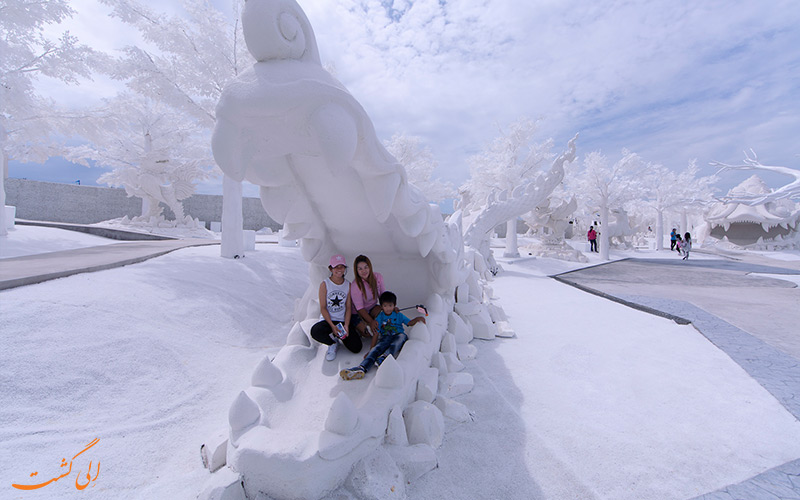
[325, 342, 338, 361]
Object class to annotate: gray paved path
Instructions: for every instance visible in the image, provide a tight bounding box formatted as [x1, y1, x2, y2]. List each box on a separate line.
[556, 257, 800, 359]
[0, 239, 220, 290]
[15, 219, 176, 240]
[554, 252, 800, 500]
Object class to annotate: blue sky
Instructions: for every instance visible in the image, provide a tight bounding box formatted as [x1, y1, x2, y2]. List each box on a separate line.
[13, 0, 800, 196]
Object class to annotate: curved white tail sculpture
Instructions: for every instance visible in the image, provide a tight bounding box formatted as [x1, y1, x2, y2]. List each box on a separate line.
[209, 1, 567, 497]
[461, 135, 577, 275]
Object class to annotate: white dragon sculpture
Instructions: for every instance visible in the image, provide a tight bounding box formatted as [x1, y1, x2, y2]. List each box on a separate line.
[204, 1, 511, 498]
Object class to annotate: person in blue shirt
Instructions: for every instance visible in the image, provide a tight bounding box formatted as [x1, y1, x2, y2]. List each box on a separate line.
[340, 291, 425, 380]
[670, 228, 678, 252]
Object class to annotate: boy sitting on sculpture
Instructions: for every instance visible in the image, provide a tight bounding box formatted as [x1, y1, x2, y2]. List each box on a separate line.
[340, 291, 425, 380]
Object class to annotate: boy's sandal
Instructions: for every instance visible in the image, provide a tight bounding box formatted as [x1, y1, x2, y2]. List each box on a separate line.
[340, 367, 366, 380]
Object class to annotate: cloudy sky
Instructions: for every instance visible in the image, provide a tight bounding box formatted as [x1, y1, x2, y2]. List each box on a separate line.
[13, 0, 800, 195]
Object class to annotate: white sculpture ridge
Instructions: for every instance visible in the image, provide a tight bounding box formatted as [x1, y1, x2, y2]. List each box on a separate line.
[208, 1, 507, 498]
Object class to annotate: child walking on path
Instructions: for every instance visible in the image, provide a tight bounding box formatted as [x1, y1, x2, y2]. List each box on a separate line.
[340, 291, 425, 380]
[310, 254, 362, 361]
[682, 232, 692, 260]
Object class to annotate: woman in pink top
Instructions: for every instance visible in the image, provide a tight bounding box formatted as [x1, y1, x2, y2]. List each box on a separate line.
[350, 255, 386, 337]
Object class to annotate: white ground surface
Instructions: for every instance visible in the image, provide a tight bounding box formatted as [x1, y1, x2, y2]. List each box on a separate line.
[2, 229, 800, 499]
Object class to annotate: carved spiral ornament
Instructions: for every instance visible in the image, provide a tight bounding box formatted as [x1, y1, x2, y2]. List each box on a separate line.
[242, 0, 320, 64]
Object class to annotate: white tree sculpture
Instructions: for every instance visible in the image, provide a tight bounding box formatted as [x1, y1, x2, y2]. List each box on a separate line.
[64, 93, 210, 225]
[712, 150, 800, 204]
[567, 150, 644, 260]
[99, 0, 254, 253]
[460, 117, 555, 258]
[641, 161, 717, 250]
[384, 133, 455, 204]
[0, 0, 105, 236]
[100, 0, 253, 128]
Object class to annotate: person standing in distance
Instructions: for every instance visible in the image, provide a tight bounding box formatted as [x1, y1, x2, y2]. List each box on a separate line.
[587, 225, 598, 253]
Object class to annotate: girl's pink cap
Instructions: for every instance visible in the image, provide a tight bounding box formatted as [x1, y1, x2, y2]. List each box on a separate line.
[330, 254, 346, 267]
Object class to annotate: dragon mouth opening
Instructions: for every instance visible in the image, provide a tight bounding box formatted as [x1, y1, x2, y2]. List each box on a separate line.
[709, 221, 794, 246]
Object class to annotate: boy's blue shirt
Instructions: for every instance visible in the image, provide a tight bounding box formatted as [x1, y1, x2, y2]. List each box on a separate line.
[375, 311, 411, 337]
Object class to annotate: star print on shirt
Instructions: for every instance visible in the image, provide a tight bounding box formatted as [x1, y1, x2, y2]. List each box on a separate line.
[328, 290, 347, 313]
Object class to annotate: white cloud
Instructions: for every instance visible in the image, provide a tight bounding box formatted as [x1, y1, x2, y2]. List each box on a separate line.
[28, 0, 800, 194]
[324, 0, 800, 191]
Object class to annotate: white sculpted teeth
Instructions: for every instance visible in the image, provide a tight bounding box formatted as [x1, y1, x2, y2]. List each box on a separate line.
[324, 393, 358, 436]
[362, 173, 401, 223]
[417, 228, 438, 257]
[260, 184, 299, 223]
[374, 354, 404, 389]
[391, 183, 427, 217]
[398, 208, 428, 237]
[439, 332, 457, 354]
[251, 357, 284, 388]
[283, 196, 314, 225]
[282, 221, 311, 240]
[229, 391, 262, 434]
[300, 237, 324, 262]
